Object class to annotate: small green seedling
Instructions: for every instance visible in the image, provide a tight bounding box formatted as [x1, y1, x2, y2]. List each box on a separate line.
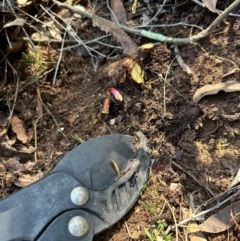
[216, 137, 230, 155]
[145, 221, 172, 241]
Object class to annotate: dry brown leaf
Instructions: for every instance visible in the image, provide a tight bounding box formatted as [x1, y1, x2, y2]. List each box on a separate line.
[31, 32, 51, 41]
[0, 163, 6, 172]
[67, 113, 78, 124]
[92, 14, 138, 54]
[110, 0, 127, 25]
[199, 200, 240, 233]
[202, 0, 218, 13]
[193, 82, 240, 103]
[22, 161, 35, 171]
[49, 27, 62, 40]
[0, 144, 34, 163]
[10, 116, 29, 144]
[6, 41, 24, 56]
[2, 158, 22, 172]
[15, 172, 43, 187]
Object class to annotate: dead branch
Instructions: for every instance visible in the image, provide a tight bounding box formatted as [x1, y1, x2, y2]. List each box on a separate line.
[53, 0, 240, 44]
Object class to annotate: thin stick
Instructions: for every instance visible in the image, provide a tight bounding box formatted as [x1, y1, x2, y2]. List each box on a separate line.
[34, 114, 47, 162]
[174, 45, 199, 82]
[162, 195, 178, 241]
[125, 221, 131, 238]
[53, 29, 67, 85]
[107, 0, 121, 27]
[36, 86, 70, 143]
[171, 160, 215, 197]
[1, 51, 19, 130]
[147, 0, 167, 26]
[5, 0, 36, 52]
[40, 5, 100, 68]
[162, 56, 176, 114]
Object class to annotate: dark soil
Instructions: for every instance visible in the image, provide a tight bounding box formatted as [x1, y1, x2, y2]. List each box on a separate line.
[1, 0, 240, 240]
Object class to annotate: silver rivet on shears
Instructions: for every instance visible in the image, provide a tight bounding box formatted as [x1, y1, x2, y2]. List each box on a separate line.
[68, 216, 89, 237]
[70, 186, 89, 206]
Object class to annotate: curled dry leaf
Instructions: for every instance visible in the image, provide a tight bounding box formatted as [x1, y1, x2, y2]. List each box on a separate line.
[6, 41, 24, 56]
[92, 14, 138, 54]
[10, 116, 29, 144]
[193, 82, 240, 103]
[110, 0, 127, 25]
[199, 200, 240, 233]
[123, 59, 144, 84]
[15, 172, 43, 187]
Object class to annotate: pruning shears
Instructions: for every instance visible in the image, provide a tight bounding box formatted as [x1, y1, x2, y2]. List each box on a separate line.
[0, 132, 150, 241]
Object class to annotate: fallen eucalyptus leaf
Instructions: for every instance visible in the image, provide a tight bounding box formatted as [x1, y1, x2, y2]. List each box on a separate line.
[110, 0, 127, 25]
[3, 18, 26, 28]
[92, 13, 138, 54]
[193, 82, 240, 103]
[198, 200, 240, 233]
[202, 0, 218, 13]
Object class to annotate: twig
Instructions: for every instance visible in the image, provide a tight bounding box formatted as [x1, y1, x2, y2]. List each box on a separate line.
[53, 0, 240, 44]
[40, 5, 100, 69]
[0, 51, 19, 130]
[53, 29, 67, 85]
[174, 45, 199, 82]
[171, 160, 215, 197]
[125, 221, 131, 238]
[191, 0, 240, 17]
[33, 114, 47, 162]
[107, 0, 121, 27]
[134, 22, 203, 30]
[165, 188, 240, 234]
[5, 0, 36, 52]
[161, 195, 178, 241]
[147, 0, 167, 26]
[162, 56, 176, 114]
[36, 86, 70, 143]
